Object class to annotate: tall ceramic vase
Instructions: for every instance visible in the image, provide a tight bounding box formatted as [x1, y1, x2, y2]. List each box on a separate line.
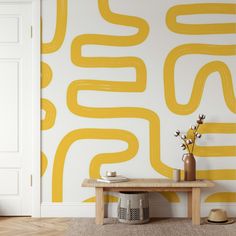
[182, 153, 196, 181]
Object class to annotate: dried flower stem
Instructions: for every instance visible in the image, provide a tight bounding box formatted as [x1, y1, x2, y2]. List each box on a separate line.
[181, 137, 191, 153]
[174, 114, 205, 154]
[191, 124, 199, 153]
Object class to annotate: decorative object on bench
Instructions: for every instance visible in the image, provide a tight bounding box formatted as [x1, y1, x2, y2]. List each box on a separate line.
[174, 114, 206, 181]
[173, 168, 181, 182]
[97, 174, 129, 183]
[117, 192, 149, 224]
[182, 153, 196, 181]
[205, 209, 234, 225]
[106, 171, 117, 177]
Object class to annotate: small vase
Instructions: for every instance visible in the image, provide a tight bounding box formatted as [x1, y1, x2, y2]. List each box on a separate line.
[182, 153, 196, 181]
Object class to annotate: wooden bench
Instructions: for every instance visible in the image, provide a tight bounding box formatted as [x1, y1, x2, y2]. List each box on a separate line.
[82, 178, 215, 225]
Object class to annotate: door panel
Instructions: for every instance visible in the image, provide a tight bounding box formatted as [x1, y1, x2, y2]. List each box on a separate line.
[0, 16, 19, 43]
[0, 170, 19, 195]
[0, 3, 32, 215]
[0, 60, 19, 151]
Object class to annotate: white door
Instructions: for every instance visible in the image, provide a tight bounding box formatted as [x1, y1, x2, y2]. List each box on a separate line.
[0, 3, 32, 215]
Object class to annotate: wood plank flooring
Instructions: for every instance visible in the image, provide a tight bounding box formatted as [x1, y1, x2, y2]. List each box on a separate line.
[0, 217, 73, 236]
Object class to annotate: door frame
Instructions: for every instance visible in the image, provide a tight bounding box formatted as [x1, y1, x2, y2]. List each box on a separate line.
[0, 0, 41, 217]
[31, 0, 41, 217]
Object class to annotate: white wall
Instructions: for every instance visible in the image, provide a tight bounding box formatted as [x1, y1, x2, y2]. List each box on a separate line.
[41, 0, 236, 217]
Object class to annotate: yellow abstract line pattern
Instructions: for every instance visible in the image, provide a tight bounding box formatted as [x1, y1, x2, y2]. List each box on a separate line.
[165, 3, 236, 115]
[83, 191, 180, 203]
[194, 123, 236, 157]
[52, 129, 138, 202]
[84, 195, 118, 203]
[197, 169, 236, 180]
[41, 152, 48, 177]
[166, 3, 236, 35]
[83, 192, 179, 203]
[41, 61, 56, 131]
[41, 98, 56, 130]
[205, 192, 236, 202]
[185, 123, 236, 180]
[41, 62, 56, 177]
[160, 192, 180, 203]
[187, 123, 236, 157]
[41, 62, 52, 88]
[70, 0, 172, 177]
[42, 0, 67, 54]
[41, 1, 64, 176]
[164, 45, 236, 115]
[66, 0, 180, 203]
[165, 3, 236, 201]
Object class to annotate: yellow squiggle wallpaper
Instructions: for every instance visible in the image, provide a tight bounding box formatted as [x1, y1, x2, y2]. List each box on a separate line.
[166, 2, 236, 202]
[42, 0, 67, 53]
[68, 0, 178, 202]
[41, 0, 236, 213]
[166, 3, 236, 35]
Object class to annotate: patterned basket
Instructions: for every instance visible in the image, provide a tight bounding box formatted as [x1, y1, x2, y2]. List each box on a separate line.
[117, 192, 149, 224]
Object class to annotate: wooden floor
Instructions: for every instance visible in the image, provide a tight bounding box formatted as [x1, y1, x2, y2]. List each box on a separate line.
[0, 217, 72, 236]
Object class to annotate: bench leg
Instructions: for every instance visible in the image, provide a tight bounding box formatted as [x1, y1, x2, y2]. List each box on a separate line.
[95, 187, 104, 225]
[192, 188, 201, 225]
[187, 191, 192, 218]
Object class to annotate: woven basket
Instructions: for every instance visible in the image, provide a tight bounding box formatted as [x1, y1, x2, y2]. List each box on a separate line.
[117, 192, 149, 224]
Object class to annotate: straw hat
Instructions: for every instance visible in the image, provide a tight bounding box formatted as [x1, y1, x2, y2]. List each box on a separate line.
[205, 209, 234, 225]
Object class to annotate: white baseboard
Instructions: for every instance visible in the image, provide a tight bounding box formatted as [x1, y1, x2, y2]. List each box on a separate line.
[41, 202, 236, 217]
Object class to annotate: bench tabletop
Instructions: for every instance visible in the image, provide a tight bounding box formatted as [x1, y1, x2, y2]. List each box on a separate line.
[82, 178, 214, 188]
